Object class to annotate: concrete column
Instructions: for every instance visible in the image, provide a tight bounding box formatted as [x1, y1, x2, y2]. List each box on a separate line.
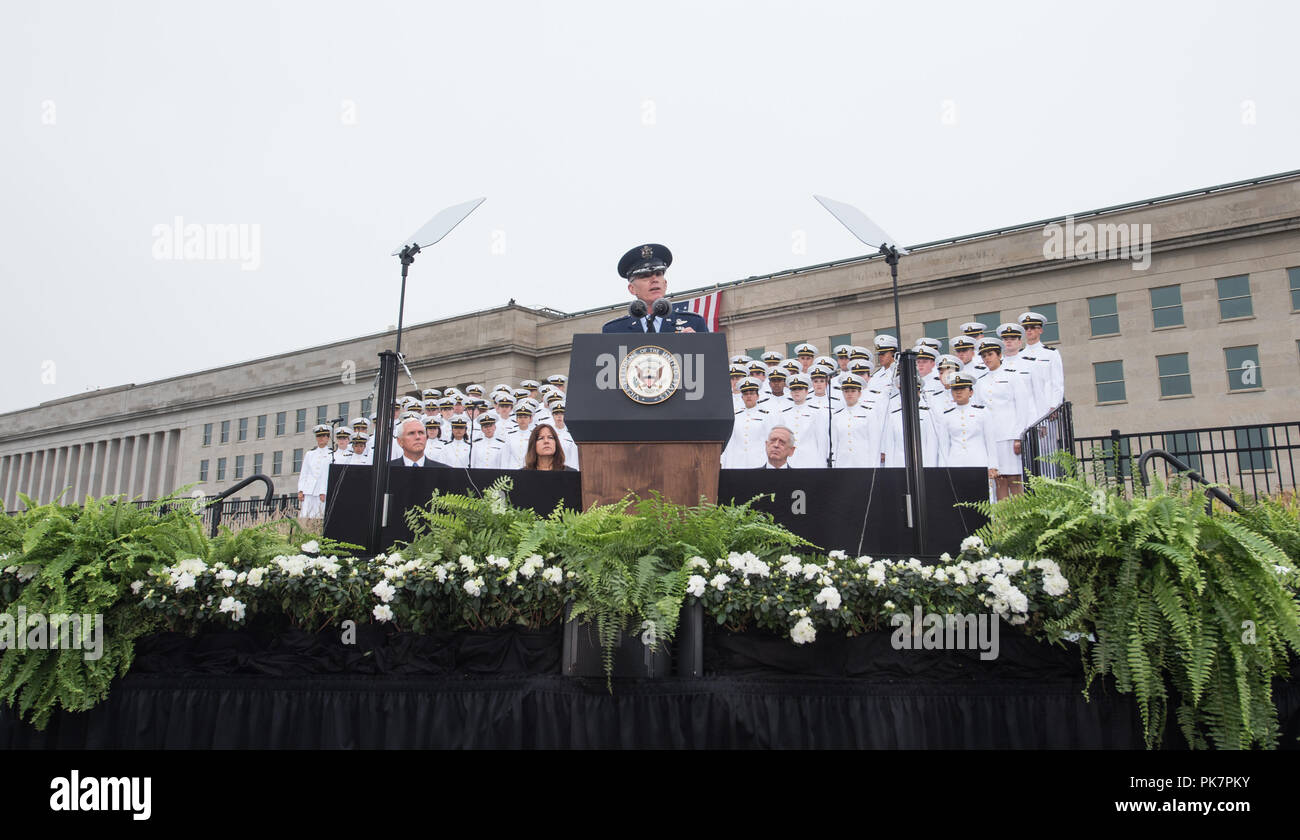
[114, 437, 132, 498]
[158, 429, 180, 497]
[0, 455, 10, 511]
[90, 440, 107, 498]
[140, 432, 156, 499]
[33, 450, 48, 505]
[132, 434, 149, 498]
[103, 439, 121, 497]
[77, 443, 95, 502]
[146, 432, 166, 499]
[15, 452, 32, 509]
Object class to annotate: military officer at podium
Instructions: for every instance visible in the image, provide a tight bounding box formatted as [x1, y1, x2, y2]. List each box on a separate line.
[602, 244, 710, 333]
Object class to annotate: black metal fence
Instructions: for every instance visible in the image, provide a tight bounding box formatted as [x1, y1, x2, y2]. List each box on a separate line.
[1021, 405, 1299, 500]
[133, 494, 302, 532]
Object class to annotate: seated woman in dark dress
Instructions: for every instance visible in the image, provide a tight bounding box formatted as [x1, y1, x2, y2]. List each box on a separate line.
[523, 423, 576, 471]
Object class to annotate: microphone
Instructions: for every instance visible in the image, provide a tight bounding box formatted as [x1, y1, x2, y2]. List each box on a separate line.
[629, 299, 648, 319]
[652, 297, 671, 319]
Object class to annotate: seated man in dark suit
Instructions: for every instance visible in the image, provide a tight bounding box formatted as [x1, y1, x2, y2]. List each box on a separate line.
[389, 417, 452, 468]
[759, 425, 796, 469]
[602, 243, 710, 334]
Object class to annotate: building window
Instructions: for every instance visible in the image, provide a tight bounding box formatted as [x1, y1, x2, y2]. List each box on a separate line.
[316, 405, 328, 426]
[1234, 426, 1273, 472]
[202, 423, 213, 446]
[1224, 345, 1262, 391]
[1156, 353, 1192, 397]
[743, 347, 765, 361]
[875, 326, 897, 341]
[828, 333, 852, 353]
[292, 449, 303, 473]
[1093, 360, 1126, 403]
[1216, 274, 1253, 320]
[234, 455, 245, 480]
[256, 415, 267, 439]
[1290, 267, 1300, 311]
[199, 459, 209, 482]
[1149, 285, 1184, 329]
[1161, 432, 1202, 474]
[273, 451, 283, 476]
[1032, 303, 1060, 344]
[785, 341, 805, 359]
[1088, 294, 1119, 337]
[220, 420, 230, 444]
[276, 411, 287, 436]
[295, 409, 306, 434]
[238, 417, 248, 442]
[922, 320, 947, 354]
[975, 311, 1000, 333]
[252, 453, 263, 475]
[361, 397, 372, 417]
[338, 402, 349, 422]
[217, 457, 227, 481]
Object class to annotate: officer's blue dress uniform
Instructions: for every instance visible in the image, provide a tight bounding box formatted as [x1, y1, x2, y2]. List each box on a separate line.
[600, 243, 711, 334]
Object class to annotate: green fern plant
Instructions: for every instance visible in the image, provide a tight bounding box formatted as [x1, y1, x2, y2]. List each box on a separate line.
[971, 459, 1300, 748]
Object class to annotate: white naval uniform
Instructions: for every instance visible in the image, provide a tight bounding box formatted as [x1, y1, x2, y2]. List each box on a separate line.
[471, 436, 506, 469]
[1020, 341, 1064, 410]
[555, 427, 579, 470]
[298, 445, 331, 518]
[758, 392, 794, 414]
[731, 391, 744, 412]
[974, 364, 1036, 475]
[863, 366, 896, 414]
[440, 438, 472, 468]
[806, 390, 842, 412]
[937, 403, 998, 468]
[831, 402, 884, 468]
[722, 405, 773, 469]
[781, 402, 830, 469]
[1001, 353, 1043, 424]
[501, 426, 533, 470]
[348, 450, 373, 466]
[881, 393, 943, 467]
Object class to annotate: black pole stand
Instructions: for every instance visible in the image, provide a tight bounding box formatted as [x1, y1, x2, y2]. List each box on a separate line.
[367, 351, 399, 553]
[884, 244, 927, 557]
[395, 244, 420, 358]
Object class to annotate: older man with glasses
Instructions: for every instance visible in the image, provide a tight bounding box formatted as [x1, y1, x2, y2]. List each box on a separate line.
[601, 243, 711, 334]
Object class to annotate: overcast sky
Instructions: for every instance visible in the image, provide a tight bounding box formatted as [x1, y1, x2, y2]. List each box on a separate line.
[3, 0, 1297, 414]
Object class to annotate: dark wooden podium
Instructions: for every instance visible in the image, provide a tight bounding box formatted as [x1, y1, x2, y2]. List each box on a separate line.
[566, 333, 733, 510]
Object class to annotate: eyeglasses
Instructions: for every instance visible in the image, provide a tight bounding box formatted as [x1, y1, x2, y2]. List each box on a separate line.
[629, 268, 666, 279]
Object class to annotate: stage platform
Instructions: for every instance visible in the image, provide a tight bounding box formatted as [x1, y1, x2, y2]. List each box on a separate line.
[8, 625, 1295, 748]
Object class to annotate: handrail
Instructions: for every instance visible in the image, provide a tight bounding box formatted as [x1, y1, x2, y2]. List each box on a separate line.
[1136, 449, 1241, 513]
[207, 474, 276, 537]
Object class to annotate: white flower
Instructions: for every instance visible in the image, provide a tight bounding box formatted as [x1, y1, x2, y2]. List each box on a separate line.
[828, 550, 847, 560]
[883, 600, 895, 611]
[960, 535, 985, 554]
[800, 563, 822, 581]
[487, 554, 510, 569]
[300, 540, 320, 555]
[1042, 571, 1070, 597]
[855, 556, 873, 567]
[314, 557, 342, 578]
[687, 556, 710, 571]
[174, 572, 196, 592]
[686, 575, 707, 598]
[463, 577, 484, 598]
[933, 568, 948, 583]
[952, 569, 969, 586]
[433, 565, 449, 583]
[372, 579, 397, 603]
[919, 565, 934, 580]
[1033, 558, 1061, 576]
[458, 555, 479, 574]
[384, 552, 404, 566]
[814, 586, 841, 611]
[866, 564, 886, 586]
[217, 596, 246, 622]
[504, 569, 517, 586]
[246, 567, 267, 588]
[130, 580, 144, 595]
[709, 573, 731, 591]
[779, 555, 803, 576]
[236, 571, 247, 584]
[216, 569, 237, 587]
[541, 567, 563, 585]
[372, 604, 394, 623]
[520, 555, 545, 578]
[790, 617, 817, 645]
[999, 557, 1024, 576]
[383, 566, 405, 580]
[938, 552, 952, 563]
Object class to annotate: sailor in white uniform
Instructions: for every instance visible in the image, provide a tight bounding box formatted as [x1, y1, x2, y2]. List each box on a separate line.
[722, 377, 773, 469]
[950, 335, 985, 380]
[973, 337, 1036, 499]
[728, 363, 748, 412]
[348, 432, 372, 465]
[471, 415, 506, 469]
[1018, 311, 1065, 410]
[550, 403, 579, 470]
[297, 424, 333, 519]
[762, 368, 794, 412]
[438, 414, 473, 468]
[831, 373, 884, 468]
[781, 373, 830, 469]
[501, 401, 538, 469]
[937, 374, 998, 476]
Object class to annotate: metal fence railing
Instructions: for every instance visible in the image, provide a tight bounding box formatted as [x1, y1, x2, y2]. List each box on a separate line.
[1072, 422, 1299, 500]
[5, 493, 302, 531]
[1020, 401, 1076, 481]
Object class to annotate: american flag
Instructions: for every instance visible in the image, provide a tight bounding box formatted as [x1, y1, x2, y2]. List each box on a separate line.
[672, 290, 722, 332]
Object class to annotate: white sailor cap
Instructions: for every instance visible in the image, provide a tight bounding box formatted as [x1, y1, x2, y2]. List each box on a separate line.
[550, 401, 566, 414]
[513, 399, 537, 417]
[729, 363, 749, 377]
[545, 391, 563, 405]
[350, 416, 371, 429]
[747, 360, 767, 375]
[398, 411, 422, 423]
[352, 432, 370, 443]
[788, 373, 812, 390]
[334, 426, 352, 437]
[840, 373, 866, 389]
[849, 358, 873, 376]
[760, 351, 782, 363]
[465, 383, 485, 396]
[850, 345, 871, 359]
[421, 388, 441, 400]
[312, 423, 332, 435]
[794, 342, 818, 357]
[729, 354, 753, 366]
[512, 388, 530, 399]
[873, 334, 900, 351]
[997, 322, 1025, 340]
[949, 335, 977, 352]
[937, 353, 963, 370]
[959, 321, 987, 336]
[915, 337, 942, 351]
[951, 373, 977, 389]
[1018, 311, 1046, 328]
[400, 396, 421, 409]
[546, 374, 567, 385]
[423, 414, 442, 430]
[781, 358, 801, 373]
[423, 398, 439, 410]
[493, 383, 512, 395]
[738, 377, 762, 394]
[813, 355, 835, 369]
[520, 379, 541, 390]
[833, 344, 852, 358]
[810, 364, 835, 378]
[449, 413, 470, 428]
[438, 396, 455, 408]
[494, 391, 516, 405]
[913, 344, 937, 362]
[977, 336, 1005, 354]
